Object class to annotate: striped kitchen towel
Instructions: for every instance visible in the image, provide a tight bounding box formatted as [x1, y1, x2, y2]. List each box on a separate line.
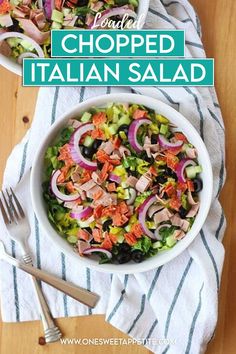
[0, 1, 226, 353]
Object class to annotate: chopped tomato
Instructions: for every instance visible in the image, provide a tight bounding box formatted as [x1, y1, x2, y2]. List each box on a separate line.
[93, 189, 104, 201]
[113, 213, 128, 227]
[108, 233, 118, 245]
[79, 170, 92, 184]
[58, 144, 74, 166]
[93, 205, 103, 218]
[119, 201, 129, 215]
[133, 109, 147, 120]
[78, 229, 90, 241]
[92, 112, 107, 127]
[124, 232, 137, 246]
[166, 152, 179, 171]
[66, 182, 76, 193]
[55, 0, 63, 9]
[100, 161, 110, 182]
[164, 183, 176, 198]
[107, 183, 116, 192]
[57, 165, 70, 183]
[112, 136, 121, 149]
[0, 0, 11, 14]
[91, 128, 105, 140]
[96, 149, 120, 166]
[92, 228, 102, 242]
[169, 197, 182, 211]
[167, 146, 183, 156]
[131, 223, 143, 238]
[174, 132, 188, 143]
[149, 165, 158, 176]
[177, 182, 187, 193]
[101, 235, 113, 250]
[187, 180, 194, 192]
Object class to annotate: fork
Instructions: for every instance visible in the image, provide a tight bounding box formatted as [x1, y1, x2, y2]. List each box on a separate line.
[0, 188, 62, 343]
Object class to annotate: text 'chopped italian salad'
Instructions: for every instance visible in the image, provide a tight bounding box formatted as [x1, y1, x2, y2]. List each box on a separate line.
[0, 0, 139, 62]
[43, 102, 203, 264]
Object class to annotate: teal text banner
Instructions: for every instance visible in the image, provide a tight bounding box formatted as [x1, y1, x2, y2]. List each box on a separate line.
[23, 59, 214, 87]
[51, 30, 185, 57]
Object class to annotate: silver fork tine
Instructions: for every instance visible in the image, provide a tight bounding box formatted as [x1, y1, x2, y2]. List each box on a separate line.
[10, 187, 25, 218]
[0, 197, 10, 224]
[6, 189, 20, 222]
[1, 191, 14, 223]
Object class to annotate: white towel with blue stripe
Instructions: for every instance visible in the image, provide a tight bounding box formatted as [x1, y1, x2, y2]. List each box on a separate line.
[0, 1, 226, 353]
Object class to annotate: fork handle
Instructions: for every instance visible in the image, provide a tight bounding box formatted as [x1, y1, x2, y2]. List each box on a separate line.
[18, 261, 99, 308]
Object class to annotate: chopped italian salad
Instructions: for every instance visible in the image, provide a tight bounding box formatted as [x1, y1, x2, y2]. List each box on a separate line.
[0, 0, 139, 62]
[43, 102, 203, 264]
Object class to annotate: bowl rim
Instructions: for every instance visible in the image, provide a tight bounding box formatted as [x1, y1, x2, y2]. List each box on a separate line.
[0, 0, 149, 77]
[30, 93, 213, 274]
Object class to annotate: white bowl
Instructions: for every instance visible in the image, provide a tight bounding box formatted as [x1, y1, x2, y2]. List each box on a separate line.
[0, 1, 150, 76]
[30, 93, 213, 274]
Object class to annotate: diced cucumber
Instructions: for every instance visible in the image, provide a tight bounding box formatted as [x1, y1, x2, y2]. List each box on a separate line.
[108, 124, 118, 135]
[81, 111, 92, 123]
[124, 224, 132, 232]
[116, 234, 125, 243]
[117, 115, 131, 127]
[83, 135, 94, 147]
[67, 235, 78, 244]
[152, 241, 162, 249]
[51, 21, 62, 29]
[6, 37, 21, 48]
[186, 165, 202, 179]
[51, 9, 64, 24]
[20, 40, 34, 51]
[166, 234, 177, 247]
[160, 124, 169, 135]
[62, 8, 71, 16]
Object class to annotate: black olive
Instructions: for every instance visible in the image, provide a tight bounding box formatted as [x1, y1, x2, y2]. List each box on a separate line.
[193, 178, 203, 193]
[165, 167, 177, 180]
[118, 124, 129, 135]
[117, 252, 131, 264]
[131, 250, 144, 263]
[156, 175, 167, 184]
[84, 227, 92, 234]
[93, 139, 103, 150]
[151, 134, 158, 144]
[118, 243, 131, 253]
[129, 169, 138, 177]
[97, 161, 103, 170]
[179, 206, 188, 219]
[141, 152, 154, 164]
[77, 0, 89, 5]
[102, 219, 113, 232]
[82, 146, 95, 159]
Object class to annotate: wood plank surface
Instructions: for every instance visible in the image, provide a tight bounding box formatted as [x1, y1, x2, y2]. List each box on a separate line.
[0, 0, 235, 353]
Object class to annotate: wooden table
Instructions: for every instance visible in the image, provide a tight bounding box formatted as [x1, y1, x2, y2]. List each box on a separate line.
[0, 1, 235, 353]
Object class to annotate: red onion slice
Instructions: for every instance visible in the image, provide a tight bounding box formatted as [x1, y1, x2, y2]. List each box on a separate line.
[138, 195, 157, 239]
[128, 118, 151, 152]
[17, 52, 38, 64]
[89, 6, 137, 29]
[0, 32, 44, 58]
[158, 134, 183, 150]
[176, 159, 197, 183]
[82, 247, 112, 259]
[69, 123, 97, 171]
[51, 170, 81, 202]
[108, 173, 121, 184]
[155, 224, 172, 241]
[70, 206, 93, 220]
